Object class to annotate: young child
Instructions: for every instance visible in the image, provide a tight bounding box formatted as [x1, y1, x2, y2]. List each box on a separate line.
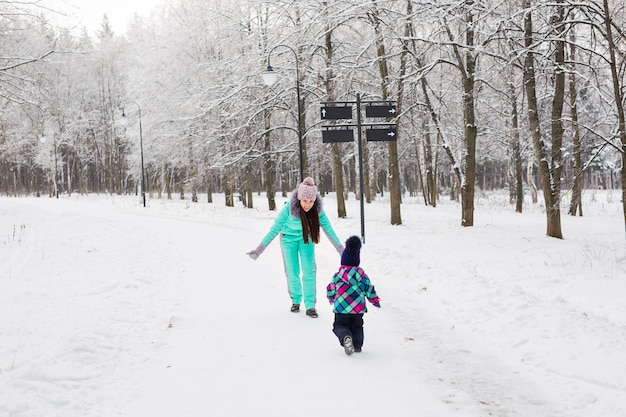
[326, 235, 380, 355]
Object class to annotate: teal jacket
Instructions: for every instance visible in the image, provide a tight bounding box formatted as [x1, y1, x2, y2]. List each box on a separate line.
[260, 191, 342, 249]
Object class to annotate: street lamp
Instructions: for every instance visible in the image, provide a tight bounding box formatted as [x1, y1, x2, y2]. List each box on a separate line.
[121, 101, 146, 207]
[262, 44, 304, 182]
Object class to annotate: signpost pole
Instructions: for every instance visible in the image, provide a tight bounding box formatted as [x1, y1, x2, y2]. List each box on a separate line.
[356, 93, 366, 244]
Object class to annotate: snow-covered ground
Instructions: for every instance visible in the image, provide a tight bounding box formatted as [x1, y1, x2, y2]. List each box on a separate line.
[1, 190, 625, 417]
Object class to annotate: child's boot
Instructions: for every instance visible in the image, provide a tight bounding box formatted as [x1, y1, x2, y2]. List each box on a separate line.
[342, 335, 355, 355]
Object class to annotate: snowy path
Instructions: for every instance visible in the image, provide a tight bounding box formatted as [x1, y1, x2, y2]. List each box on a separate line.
[1, 194, 625, 417]
[117, 207, 455, 416]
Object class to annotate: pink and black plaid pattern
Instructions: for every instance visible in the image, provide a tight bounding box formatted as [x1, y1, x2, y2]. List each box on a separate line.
[327, 266, 380, 314]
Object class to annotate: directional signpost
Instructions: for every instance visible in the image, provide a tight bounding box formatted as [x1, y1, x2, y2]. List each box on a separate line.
[320, 94, 397, 243]
[365, 126, 397, 141]
[365, 104, 396, 118]
[321, 128, 354, 143]
[321, 105, 353, 120]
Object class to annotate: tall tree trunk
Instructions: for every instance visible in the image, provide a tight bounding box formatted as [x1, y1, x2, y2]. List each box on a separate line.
[178, 168, 185, 200]
[424, 124, 436, 207]
[369, 0, 401, 224]
[297, 72, 307, 180]
[206, 169, 213, 204]
[321, 5, 346, 217]
[245, 161, 253, 209]
[330, 143, 346, 217]
[527, 159, 538, 203]
[602, 0, 626, 237]
[263, 109, 276, 210]
[224, 174, 234, 207]
[444, 3, 477, 227]
[404, 3, 433, 206]
[508, 83, 524, 213]
[548, 0, 565, 237]
[522, 0, 562, 238]
[568, 28, 583, 217]
[188, 136, 198, 203]
[291, 4, 307, 180]
[395, 0, 414, 200]
[461, 21, 477, 226]
[414, 132, 428, 205]
[165, 165, 172, 199]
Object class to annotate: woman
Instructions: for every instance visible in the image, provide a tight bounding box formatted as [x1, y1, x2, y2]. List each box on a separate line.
[247, 177, 344, 318]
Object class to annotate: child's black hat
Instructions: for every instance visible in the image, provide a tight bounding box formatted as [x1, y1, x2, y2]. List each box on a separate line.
[341, 235, 361, 266]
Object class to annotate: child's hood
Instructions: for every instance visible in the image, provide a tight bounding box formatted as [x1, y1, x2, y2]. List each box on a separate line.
[337, 265, 364, 285]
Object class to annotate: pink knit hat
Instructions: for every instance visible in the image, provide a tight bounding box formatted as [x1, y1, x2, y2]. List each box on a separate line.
[297, 177, 318, 200]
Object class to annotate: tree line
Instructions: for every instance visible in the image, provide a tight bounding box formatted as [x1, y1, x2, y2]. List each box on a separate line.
[0, 0, 624, 239]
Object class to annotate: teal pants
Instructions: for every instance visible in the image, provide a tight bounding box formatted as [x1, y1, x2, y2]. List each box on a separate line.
[280, 236, 317, 310]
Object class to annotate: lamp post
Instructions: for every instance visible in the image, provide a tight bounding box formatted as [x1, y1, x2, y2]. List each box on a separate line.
[261, 44, 304, 183]
[122, 101, 146, 207]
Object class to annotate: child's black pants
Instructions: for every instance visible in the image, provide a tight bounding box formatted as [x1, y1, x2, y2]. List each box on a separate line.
[332, 313, 364, 349]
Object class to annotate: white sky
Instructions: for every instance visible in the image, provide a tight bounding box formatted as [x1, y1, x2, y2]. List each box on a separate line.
[46, 0, 164, 35]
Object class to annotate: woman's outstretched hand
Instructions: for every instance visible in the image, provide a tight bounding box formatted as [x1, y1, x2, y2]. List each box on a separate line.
[246, 244, 266, 260]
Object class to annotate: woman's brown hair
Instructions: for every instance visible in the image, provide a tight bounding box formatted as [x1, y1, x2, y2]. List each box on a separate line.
[300, 202, 320, 244]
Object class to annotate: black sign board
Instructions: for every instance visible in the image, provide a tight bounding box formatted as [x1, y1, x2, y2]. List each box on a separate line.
[321, 106, 353, 120]
[366, 127, 397, 142]
[322, 129, 354, 143]
[365, 105, 397, 118]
